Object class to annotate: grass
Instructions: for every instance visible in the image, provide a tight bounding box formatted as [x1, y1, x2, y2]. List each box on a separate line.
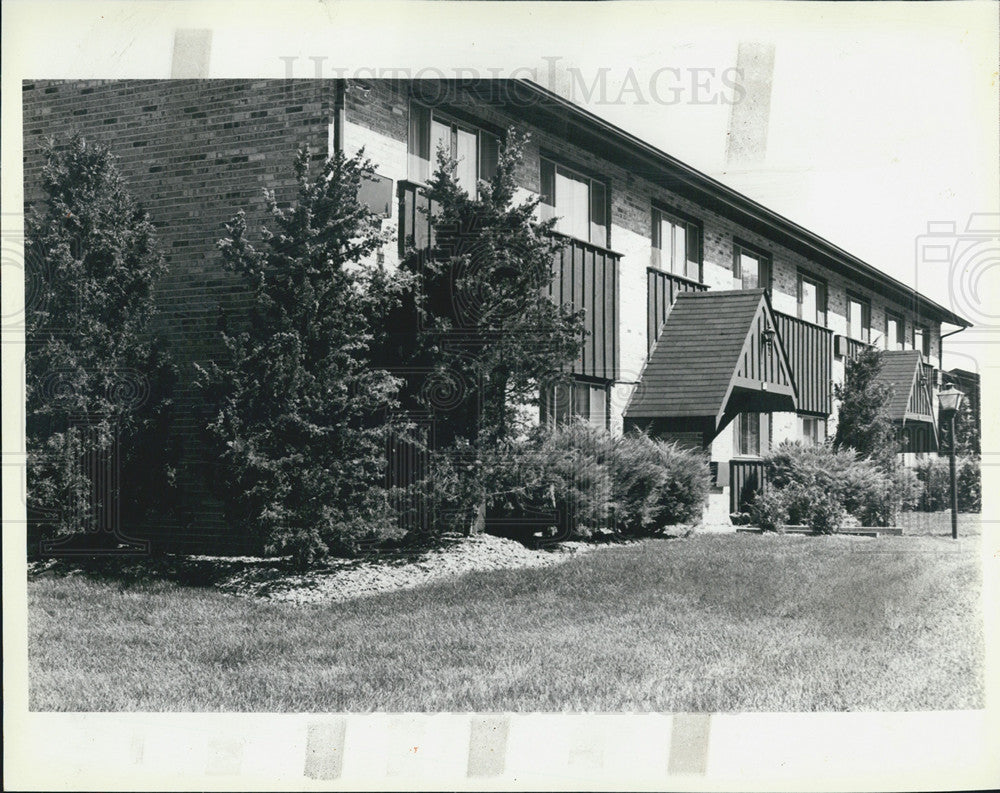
[28, 530, 985, 712]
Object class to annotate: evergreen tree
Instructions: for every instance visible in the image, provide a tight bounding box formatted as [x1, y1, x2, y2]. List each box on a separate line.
[196, 147, 411, 566]
[833, 347, 898, 470]
[950, 394, 980, 456]
[25, 134, 176, 553]
[407, 129, 586, 533]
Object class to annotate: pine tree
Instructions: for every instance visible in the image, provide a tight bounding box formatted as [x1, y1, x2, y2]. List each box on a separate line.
[833, 347, 898, 470]
[25, 135, 176, 553]
[950, 395, 979, 455]
[408, 129, 586, 533]
[196, 147, 411, 566]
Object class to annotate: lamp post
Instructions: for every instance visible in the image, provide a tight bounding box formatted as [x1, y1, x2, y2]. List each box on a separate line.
[938, 384, 965, 539]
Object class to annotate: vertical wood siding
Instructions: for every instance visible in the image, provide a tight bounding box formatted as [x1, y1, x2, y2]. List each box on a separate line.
[547, 236, 619, 381]
[736, 311, 793, 390]
[646, 269, 708, 352]
[730, 459, 768, 514]
[908, 364, 934, 417]
[773, 312, 834, 416]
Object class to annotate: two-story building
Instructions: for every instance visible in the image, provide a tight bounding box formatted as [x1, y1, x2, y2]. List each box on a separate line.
[22, 78, 972, 549]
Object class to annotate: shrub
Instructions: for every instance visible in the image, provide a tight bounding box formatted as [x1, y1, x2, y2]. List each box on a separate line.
[893, 465, 923, 512]
[914, 457, 950, 511]
[749, 476, 847, 535]
[958, 456, 981, 512]
[766, 441, 883, 523]
[410, 425, 610, 543]
[606, 431, 710, 536]
[412, 424, 709, 543]
[530, 422, 614, 535]
[781, 482, 847, 534]
[913, 455, 981, 513]
[749, 489, 787, 533]
[763, 441, 914, 528]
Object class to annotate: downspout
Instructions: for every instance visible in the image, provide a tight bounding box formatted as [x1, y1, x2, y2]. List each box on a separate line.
[939, 325, 967, 374]
[934, 324, 968, 449]
[329, 79, 346, 157]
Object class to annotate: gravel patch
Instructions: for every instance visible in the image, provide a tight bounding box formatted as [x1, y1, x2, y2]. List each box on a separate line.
[217, 533, 598, 605]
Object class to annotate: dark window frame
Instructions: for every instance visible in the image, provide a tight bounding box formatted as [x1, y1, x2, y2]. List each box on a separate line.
[734, 411, 769, 458]
[541, 377, 611, 431]
[732, 239, 772, 292]
[799, 414, 827, 445]
[651, 202, 703, 283]
[912, 323, 931, 357]
[796, 270, 827, 327]
[539, 154, 611, 249]
[407, 100, 501, 191]
[846, 291, 872, 343]
[884, 310, 905, 351]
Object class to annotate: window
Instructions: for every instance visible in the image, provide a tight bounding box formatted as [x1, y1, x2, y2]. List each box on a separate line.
[846, 293, 871, 343]
[885, 312, 904, 351]
[733, 242, 772, 291]
[799, 415, 826, 445]
[408, 103, 499, 193]
[734, 412, 769, 457]
[542, 379, 609, 429]
[912, 324, 930, 358]
[651, 207, 701, 281]
[797, 273, 827, 326]
[539, 157, 609, 247]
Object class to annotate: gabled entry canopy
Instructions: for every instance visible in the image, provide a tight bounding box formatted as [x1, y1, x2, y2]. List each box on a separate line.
[874, 350, 935, 422]
[873, 349, 938, 451]
[625, 289, 797, 440]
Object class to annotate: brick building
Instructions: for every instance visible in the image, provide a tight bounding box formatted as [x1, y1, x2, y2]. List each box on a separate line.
[22, 78, 972, 549]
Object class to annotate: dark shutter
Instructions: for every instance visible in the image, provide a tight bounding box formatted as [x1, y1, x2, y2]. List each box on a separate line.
[408, 102, 430, 181]
[479, 131, 499, 183]
[540, 158, 556, 218]
[685, 221, 701, 280]
[761, 256, 772, 292]
[650, 208, 662, 269]
[590, 179, 608, 247]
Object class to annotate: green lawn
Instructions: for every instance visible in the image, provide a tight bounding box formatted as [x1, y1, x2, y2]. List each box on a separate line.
[28, 531, 984, 712]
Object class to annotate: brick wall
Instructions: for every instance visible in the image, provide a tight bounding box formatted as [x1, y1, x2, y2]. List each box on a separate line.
[23, 79, 337, 551]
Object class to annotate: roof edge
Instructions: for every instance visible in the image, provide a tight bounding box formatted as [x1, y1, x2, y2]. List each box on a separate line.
[513, 80, 972, 329]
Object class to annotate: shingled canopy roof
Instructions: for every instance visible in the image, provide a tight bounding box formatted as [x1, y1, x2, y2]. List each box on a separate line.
[873, 350, 935, 423]
[625, 289, 797, 437]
